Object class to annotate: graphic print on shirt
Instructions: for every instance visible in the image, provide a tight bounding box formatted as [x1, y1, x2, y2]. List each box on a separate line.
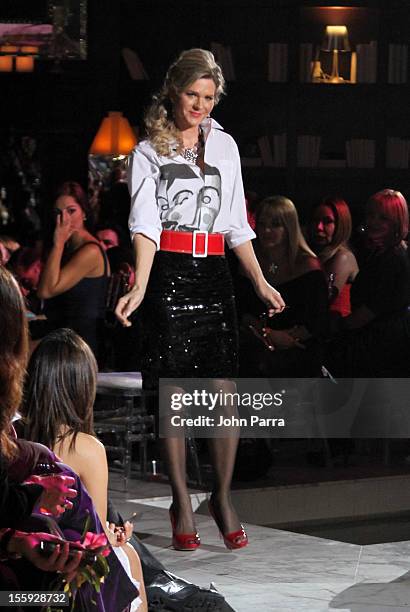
[157, 163, 222, 232]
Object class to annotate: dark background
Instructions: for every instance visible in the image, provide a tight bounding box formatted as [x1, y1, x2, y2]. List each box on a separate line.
[1, 0, 410, 224]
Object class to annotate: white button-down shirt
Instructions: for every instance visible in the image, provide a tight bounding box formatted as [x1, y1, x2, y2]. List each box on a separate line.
[128, 118, 255, 250]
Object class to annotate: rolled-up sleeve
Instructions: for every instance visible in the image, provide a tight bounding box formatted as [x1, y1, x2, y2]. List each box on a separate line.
[224, 140, 256, 249]
[127, 146, 162, 250]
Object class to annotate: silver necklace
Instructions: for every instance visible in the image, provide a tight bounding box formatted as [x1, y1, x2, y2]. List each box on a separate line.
[182, 128, 204, 163]
[182, 143, 200, 163]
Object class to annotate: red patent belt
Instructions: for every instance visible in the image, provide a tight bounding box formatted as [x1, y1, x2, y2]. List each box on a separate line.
[160, 229, 225, 257]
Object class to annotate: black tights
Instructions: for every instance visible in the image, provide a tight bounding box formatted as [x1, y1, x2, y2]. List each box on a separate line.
[161, 380, 241, 534]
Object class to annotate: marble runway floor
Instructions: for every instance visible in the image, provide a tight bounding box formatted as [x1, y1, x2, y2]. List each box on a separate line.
[109, 477, 410, 611]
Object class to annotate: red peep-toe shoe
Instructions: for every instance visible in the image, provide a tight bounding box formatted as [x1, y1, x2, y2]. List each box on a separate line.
[169, 506, 201, 551]
[208, 498, 248, 550]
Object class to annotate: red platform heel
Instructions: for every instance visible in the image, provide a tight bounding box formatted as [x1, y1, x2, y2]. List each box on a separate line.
[208, 498, 248, 550]
[169, 506, 201, 551]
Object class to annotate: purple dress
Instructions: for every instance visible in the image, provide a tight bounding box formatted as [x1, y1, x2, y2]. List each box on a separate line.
[4, 439, 138, 612]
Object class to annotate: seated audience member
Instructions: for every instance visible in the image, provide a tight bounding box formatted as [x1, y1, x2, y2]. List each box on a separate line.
[0, 234, 21, 265]
[22, 327, 236, 611]
[96, 223, 127, 251]
[37, 181, 109, 361]
[0, 265, 79, 592]
[22, 328, 147, 611]
[0, 265, 139, 610]
[8, 247, 43, 313]
[0, 241, 8, 265]
[103, 245, 141, 370]
[308, 196, 359, 317]
[244, 191, 260, 230]
[236, 195, 328, 376]
[325, 189, 410, 376]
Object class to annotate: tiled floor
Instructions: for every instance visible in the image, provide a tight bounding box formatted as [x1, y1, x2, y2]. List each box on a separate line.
[109, 473, 410, 611]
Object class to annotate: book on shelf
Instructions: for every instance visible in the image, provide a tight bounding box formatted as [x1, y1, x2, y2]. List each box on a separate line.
[299, 43, 313, 83]
[346, 139, 375, 168]
[297, 135, 321, 167]
[122, 47, 148, 80]
[257, 136, 274, 166]
[386, 137, 410, 168]
[273, 133, 287, 167]
[241, 157, 263, 167]
[268, 43, 288, 82]
[356, 41, 377, 83]
[240, 141, 262, 167]
[318, 159, 347, 168]
[211, 42, 235, 80]
[388, 44, 408, 84]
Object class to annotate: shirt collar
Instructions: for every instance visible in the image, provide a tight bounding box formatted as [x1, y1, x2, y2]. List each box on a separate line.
[200, 117, 224, 140]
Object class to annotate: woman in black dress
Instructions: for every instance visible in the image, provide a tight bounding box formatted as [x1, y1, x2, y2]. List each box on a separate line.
[325, 188, 410, 376]
[236, 195, 329, 377]
[38, 182, 109, 361]
[115, 49, 285, 551]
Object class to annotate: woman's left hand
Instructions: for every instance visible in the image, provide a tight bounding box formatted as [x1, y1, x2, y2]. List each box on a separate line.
[106, 521, 133, 547]
[24, 474, 77, 516]
[254, 279, 286, 316]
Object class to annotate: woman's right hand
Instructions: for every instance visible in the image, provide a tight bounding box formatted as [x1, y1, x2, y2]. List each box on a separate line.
[115, 284, 146, 327]
[53, 209, 74, 247]
[12, 532, 83, 581]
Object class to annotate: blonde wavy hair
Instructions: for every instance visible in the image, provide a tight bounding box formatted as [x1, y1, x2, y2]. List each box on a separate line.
[256, 195, 317, 274]
[144, 48, 225, 157]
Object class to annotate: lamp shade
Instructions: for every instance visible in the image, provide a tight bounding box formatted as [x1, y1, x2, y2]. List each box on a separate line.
[89, 111, 137, 156]
[16, 56, 34, 72]
[322, 25, 350, 52]
[0, 55, 13, 72]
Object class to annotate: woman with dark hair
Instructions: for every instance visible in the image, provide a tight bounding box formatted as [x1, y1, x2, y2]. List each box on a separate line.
[326, 189, 410, 376]
[308, 196, 358, 317]
[21, 328, 236, 610]
[0, 266, 140, 610]
[22, 328, 147, 611]
[37, 181, 109, 360]
[0, 266, 86, 595]
[0, 265, 77, 528]
[115, 48, 285, 551]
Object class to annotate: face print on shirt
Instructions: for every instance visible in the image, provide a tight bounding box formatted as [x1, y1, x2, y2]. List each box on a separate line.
[157, 163, 222, 232]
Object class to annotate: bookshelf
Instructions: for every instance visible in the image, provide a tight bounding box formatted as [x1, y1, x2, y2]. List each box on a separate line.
[119, 0, 410, 216]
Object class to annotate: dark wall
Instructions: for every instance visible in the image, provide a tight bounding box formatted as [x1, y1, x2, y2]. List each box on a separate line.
[1, 0, 410, 221]
[0, 0, 120, 201]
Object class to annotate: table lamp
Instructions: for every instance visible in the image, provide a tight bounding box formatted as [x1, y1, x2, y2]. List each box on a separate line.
[322, 25, 350, 83]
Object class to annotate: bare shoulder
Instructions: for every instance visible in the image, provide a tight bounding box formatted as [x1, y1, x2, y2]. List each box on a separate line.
[74, 432, 107, 461]
[77, 241, 103, 257]
[330, 247, 358, 272]
[297, 253, 322, 275]
[68, 241, 106, 275]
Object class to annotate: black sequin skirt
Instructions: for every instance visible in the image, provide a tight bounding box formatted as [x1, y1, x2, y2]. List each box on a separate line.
[140, 251, 238, 390]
